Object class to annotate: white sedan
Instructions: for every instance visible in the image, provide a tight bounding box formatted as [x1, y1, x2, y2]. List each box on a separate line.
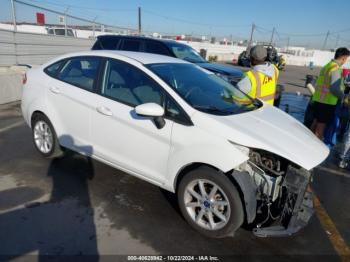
[21, 50, 329, 238]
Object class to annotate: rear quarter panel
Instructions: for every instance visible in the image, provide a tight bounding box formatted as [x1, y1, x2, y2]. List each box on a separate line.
[21, 68, 49, 127]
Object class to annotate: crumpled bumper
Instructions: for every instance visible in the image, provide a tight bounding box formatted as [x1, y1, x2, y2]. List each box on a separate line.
[253, 166, 314, 237]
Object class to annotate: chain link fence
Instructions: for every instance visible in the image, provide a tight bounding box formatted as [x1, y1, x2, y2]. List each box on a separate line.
[4, 0, 333, 67]
[0, 0, 138, 39]
[1, 0, 250, 44]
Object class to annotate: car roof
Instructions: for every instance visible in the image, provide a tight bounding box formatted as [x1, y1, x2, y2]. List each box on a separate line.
[51, 50, 188, 65]
[96, 34, 182, 46]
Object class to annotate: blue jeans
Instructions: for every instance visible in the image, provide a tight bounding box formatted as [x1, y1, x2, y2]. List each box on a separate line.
[338, 103, 350, 161]
[323, 104, 341, 147]
[339, 125, 350, 161]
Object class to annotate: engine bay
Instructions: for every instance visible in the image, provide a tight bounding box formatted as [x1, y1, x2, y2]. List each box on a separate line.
[241, 149, 314, 236]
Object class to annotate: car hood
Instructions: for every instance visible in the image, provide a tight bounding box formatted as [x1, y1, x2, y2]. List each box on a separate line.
[197, 62, 243, 78]
[193, 104, 329, 170]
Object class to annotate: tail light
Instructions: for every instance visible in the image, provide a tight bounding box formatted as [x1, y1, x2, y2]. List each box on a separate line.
[22, 73, 27, 85]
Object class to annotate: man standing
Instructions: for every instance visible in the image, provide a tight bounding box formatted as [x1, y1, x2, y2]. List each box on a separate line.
[234, 45, 279, 105]
[311, 47, 350, 139]
[339, 112, 350, 168]
[339, 76, 350, 168]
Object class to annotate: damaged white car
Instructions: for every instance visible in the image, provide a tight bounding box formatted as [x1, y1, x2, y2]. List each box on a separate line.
[21, 51, 329, 238]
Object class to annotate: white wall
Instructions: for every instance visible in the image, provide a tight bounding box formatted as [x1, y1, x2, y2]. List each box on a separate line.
[1, 23, 349, 68]
[180, 41, 246, 62]
[184, 41, 350, 68]
[0, 67, 23, 104]
[0, 29, 94, 66]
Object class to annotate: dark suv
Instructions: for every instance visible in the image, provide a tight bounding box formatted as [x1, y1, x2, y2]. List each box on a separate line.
[92, 35, 243, 84]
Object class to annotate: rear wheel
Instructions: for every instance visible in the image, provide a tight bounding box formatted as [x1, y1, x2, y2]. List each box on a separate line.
[177, 166, 244, 238]
[32, 113, 63, 158]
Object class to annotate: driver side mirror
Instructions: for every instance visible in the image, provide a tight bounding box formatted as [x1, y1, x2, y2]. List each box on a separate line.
[135, 103, 166, 129]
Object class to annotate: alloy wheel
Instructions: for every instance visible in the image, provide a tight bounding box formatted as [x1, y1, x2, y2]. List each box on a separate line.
[184, 179, 231, 230]
[33, 120, 53, 154]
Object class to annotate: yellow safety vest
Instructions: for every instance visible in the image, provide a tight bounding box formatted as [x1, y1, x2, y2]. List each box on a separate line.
[312, 60, 344, 105]
[235, 64, 279, 105]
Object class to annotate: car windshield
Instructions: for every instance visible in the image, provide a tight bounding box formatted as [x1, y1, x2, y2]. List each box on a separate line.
[165, 42, 206, 63]
[147, 63, 260, 115]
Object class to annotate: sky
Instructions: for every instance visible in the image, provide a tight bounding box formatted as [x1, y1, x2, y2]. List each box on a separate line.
[2, 0, 350, 49]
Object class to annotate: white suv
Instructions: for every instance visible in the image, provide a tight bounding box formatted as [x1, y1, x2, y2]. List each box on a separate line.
[21, 50, 329, 238]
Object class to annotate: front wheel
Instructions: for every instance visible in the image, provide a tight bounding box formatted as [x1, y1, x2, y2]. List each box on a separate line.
[177, 166, 244, 238]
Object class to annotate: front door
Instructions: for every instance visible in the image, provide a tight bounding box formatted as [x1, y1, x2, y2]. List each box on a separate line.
[91, 58, 173, 184]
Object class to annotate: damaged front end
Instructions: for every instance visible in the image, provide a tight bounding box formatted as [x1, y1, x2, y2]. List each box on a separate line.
[238, 149, 314, 237]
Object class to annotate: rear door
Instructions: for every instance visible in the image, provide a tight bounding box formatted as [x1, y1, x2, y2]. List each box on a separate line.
[46, 56, 101, 152]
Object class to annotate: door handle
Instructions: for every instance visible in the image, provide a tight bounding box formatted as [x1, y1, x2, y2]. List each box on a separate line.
[96, 106, 113, 116]
[50, 86, 60, 94]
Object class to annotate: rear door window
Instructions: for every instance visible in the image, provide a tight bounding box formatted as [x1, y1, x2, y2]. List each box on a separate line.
[121, 39, 141, 52]
[66, 29, 74, 37]
[44, 60, 65, 77]
[92, 40, 102, 50]
[58, 57, 100, 91]
[54, 29, 65, 36]
[100, 38, 120, 50]
[144, 41, 170, 56]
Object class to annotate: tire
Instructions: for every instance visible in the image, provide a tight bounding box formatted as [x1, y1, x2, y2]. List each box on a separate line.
[31, 113, 63, 158]
[177, 166, 244, 238]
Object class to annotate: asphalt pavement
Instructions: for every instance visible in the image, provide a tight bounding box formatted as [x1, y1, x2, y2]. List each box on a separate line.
[0, 65, 349, 261]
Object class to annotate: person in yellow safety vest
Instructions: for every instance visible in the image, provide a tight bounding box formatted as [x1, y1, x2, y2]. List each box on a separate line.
[234, 45, 279, 105]
[311, 47, 350, 139]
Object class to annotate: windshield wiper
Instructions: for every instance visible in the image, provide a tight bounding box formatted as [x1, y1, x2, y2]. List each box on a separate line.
[193, 105, 234, 114]
[183, 57, 205, 64]
[193, 60, 206, 63]
[252, 98, 262, 107]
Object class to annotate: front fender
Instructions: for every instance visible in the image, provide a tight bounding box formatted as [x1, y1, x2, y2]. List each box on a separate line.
[165, 123, 249, 192]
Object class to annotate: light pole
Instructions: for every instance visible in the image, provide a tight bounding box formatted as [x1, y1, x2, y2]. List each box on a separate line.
[322, 30, 330, 50]
[10, 0, 17, 32]
[270, 27, 275, 45]
[64, 6, 70, 37]
[335, 34, 340, 49]
[138, 7, 142, 35]
[248, 23, 255, 49]
[92, 16, 98, 38]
